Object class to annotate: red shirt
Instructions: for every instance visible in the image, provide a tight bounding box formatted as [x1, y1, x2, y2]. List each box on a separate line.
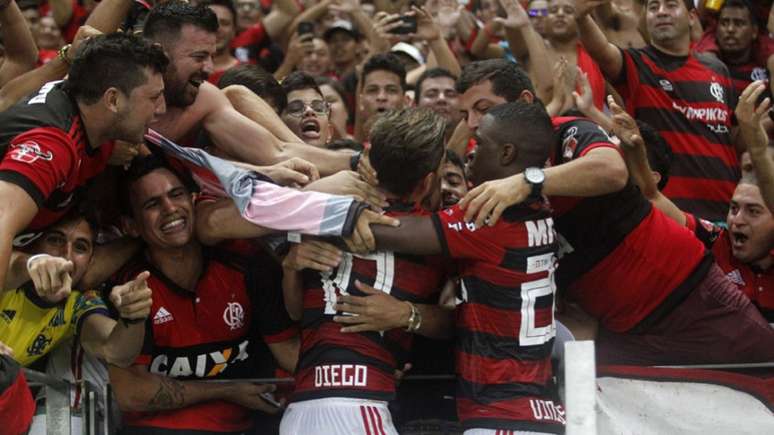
[0, 82, 114, 235]
[116, 246, 296, 433]
[293, 201, 448, 403]
[551, 117, 709, 333]
[432, 203, 564, 433]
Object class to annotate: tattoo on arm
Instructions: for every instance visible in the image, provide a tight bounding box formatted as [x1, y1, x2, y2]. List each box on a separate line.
[148, 376, 185, 410]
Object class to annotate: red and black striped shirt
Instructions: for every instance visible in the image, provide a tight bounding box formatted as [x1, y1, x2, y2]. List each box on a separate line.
[431, 204, 564, 433]
[613, 46, 739, 222]
[0, 82, 115, 234]
[293, 202, 448, 403]
[551, 117, 711, 333]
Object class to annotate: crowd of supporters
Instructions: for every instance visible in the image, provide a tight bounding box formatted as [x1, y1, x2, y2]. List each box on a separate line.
[0, 0, 772, 434]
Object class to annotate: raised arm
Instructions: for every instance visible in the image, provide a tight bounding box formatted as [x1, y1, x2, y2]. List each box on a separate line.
[575, 0, 624, 80]
[413, 6, 461, 77]
[498, 0, 553, 102]
[609, 97, 686, 225]
[262, 0, 302, 42]
[49, 0, 74, 28]
[0, 25, 102, 112]
[736, 81, 774, 211]
[0, 0, 39, 87]
[460, 146, 628, 227]
[83, 0, 134, 33]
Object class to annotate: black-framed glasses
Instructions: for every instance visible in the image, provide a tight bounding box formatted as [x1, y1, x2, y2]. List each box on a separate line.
[285, 100, 330, 117]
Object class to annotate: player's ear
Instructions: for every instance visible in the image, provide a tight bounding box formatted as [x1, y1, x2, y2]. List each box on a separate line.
[103, 87, 124, 114]
[414, 171, 435, 199]
[501, 143, 517, 166]
[518, 90, 535, 104]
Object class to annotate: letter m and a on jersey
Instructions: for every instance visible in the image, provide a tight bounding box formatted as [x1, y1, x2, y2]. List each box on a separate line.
[431, 204, 565, 433]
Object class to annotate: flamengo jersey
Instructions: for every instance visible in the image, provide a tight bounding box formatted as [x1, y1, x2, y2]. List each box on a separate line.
[727, 61, 769, 102]
[0, 284, 108, 367]
[431, 204, 564, 433]
[0, 81, 115, 233]
[293, 202, 448, 403]
[115, 246, 295, 433]
[685, 214, 774, 322]
[551, 117, 711, 333]
[614, 46, 738, 222]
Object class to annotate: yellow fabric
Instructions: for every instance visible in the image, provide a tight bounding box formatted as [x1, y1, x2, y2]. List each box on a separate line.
[0, 287, 107, 366]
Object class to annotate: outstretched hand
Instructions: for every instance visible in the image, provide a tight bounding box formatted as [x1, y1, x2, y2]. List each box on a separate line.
[735, 80, 772, 156]
[28, 254, 74, 303]
[344, 209, 400, 254]
[608, 95, 643, 149]
[110, 271, 153, 322]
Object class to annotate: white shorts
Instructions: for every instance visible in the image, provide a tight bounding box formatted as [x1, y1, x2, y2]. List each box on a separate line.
[463, 429, 556, 435]
[280, 397, 398, 435]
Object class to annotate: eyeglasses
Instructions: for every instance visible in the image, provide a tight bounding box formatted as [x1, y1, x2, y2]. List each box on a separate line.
[528, 8, 548, 17]
[284, 100, 330, 117]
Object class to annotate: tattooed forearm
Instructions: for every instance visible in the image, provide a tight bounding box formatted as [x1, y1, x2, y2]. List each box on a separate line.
[148, 376, 185, 410]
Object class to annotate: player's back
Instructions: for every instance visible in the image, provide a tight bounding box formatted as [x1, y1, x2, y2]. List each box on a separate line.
[293, 202, 448, 403]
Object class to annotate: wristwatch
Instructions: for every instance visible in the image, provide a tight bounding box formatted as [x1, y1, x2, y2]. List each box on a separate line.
[524, 167, 545, 200]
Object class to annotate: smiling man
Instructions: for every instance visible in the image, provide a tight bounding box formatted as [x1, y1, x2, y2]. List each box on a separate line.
[0, 33, 167, 298]
[576, 0, 740, 222]
[143, 1, 360, 176]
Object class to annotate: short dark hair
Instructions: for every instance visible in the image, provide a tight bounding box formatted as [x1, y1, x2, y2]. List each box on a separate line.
[219, 64, 287, 112]
[362, 53, 407, 91]
[118, 153, 195, 217]
[201, 0, 237, 23]
[143, 0, 218, 43]
[415, 68, 457, 104]
[281, 71, 323, 98]
[638, 120, 673, 191]
[719, 0, 755, 21]
[456, 59, 535, 101]
[445, 149, 468, 183]
[485, 101, 552, 170]
[63, 33, 168, 104]
[369, 108, 446, 196]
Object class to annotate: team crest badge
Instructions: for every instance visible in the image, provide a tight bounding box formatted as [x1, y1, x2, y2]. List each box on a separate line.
[659, 79, 673, 92]
[9, 141, 53, 164]
[223, 302, 245, 330]
[710, 82, 724, 104]
[562, 126, 579, 160]
[751, 67, 767, 82]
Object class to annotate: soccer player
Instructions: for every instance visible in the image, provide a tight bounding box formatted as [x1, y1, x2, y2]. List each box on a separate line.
[576, 0, 740, 221]
[108, 156, 299, 434]
[457, 59, 774, 365]
[279, 108, 453, 435]
[0, 32, 167, 297]
[359, 102, 566, 434]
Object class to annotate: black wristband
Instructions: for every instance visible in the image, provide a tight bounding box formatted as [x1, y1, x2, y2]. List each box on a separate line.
[350, 151, 361, 171]
[120, 317, 145, 326]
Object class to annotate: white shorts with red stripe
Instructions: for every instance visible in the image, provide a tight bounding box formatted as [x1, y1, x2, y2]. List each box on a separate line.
[280, 397, 398, 435]
[463, 430, 555, 435]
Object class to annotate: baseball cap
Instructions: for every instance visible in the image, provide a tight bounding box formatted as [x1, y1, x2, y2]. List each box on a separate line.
[323, 20, 362, 41]
[391, 42, 425, 65]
